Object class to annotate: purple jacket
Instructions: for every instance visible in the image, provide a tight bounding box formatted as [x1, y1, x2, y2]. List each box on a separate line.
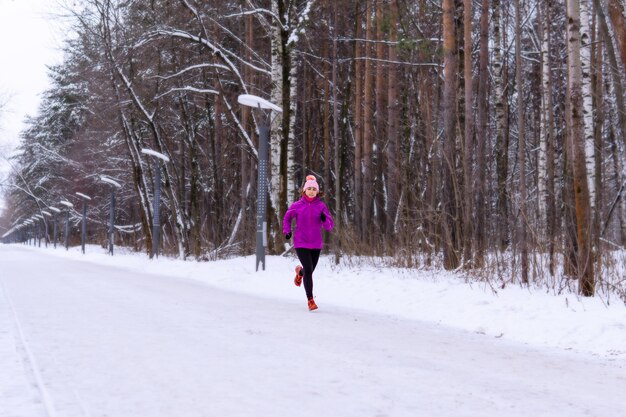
[283, 196, 334, 249]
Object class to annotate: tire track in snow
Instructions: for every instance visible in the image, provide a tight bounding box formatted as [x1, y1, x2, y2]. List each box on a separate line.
[0, 277, 60, 417]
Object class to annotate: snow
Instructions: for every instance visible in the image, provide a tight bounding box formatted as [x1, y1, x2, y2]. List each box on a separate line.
[237, 94, 283, 112]
[0, 244, 625, 417]
[141, 148, 170, 162]
[75, 192, 91, 201]
[100, 176, 121, 188]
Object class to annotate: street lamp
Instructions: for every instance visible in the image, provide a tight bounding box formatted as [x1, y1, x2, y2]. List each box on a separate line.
[60, 200, 74, 250]
[31, 216, 41, 246]
[100, 176, 122, 255]
[141, 148, 170, 259]
[42, 211, 52, 248]
[34, 214, 44, 247]
[76, 192, 91, 254]
[24, 219, 33, 246]
[49, 207, 61, 248]
[237, 94, 283, 271]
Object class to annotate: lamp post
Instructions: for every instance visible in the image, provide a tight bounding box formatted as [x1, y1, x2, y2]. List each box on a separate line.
[75, 193, 91, 254]
[31, 216, 38, 246]
[60, 200, 74, 250]
[100, 176, 122, 255]
[28, 220, 36, 246]
[237, 94, 283, 271]
[34, 214, 44, 247]
[42, 211, 52, 248]
[32, 216, 41, 246]
[49, 207, 61, 248]
[22, 220, 31, 245]
[141, 148, 170, 259]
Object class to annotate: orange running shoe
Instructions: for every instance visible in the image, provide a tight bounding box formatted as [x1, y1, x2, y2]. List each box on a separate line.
[294, 265, 303, 286]
[307, 297, 318, 311]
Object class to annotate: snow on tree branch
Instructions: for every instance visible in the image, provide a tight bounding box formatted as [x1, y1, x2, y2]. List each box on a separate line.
[141, 148, 170, 162]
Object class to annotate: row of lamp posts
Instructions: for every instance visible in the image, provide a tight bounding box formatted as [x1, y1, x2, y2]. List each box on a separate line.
[4, 95, 280, 269]
[4, 189, 112, 254]
[4, 152, 160, 257]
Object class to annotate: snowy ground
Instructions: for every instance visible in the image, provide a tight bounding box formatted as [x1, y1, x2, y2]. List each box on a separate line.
[1, 243, 625, 417]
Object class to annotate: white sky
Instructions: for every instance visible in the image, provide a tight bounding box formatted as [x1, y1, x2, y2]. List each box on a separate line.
[0, 0, 69, 211]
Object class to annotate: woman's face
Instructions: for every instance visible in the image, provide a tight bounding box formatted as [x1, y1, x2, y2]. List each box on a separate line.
[304, 187, 318, 198]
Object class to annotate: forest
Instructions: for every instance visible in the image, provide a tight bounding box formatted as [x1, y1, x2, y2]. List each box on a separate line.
[1, 0, 625, 299]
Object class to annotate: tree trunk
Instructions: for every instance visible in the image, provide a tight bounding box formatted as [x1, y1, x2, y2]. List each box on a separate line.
[493, 0, 509, 251]
[594, 0, 626, 246]
[594, 0, 626, 149]
[442, 0, 460, 269]
[607, 0, 626, 71]
[474, 0, 489, 268]
[332, 0, 342, 262]
[323, 40, 331, 200]
[375, 0, 386, 241]
[362, 1, 375, 242]
[515, 0, 529, 284]
[590, 4, 603, 256]
[580, 0, 596, 209]
[462, 0, 474, 267]
[270, 0, 286, 247]
[540, 0, 557, 275]
[567, 0, 595, 296]
[386, 0, 401, 237]
[353, 1, 363, 232]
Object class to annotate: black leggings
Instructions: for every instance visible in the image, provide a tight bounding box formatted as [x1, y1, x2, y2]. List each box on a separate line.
[295, 248, 321, 299]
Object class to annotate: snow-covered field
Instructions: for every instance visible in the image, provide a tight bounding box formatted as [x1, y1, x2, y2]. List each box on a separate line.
[1, 243, 624, 417]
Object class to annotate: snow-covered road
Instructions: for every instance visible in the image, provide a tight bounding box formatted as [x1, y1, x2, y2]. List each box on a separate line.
[1, 246, 624, 417]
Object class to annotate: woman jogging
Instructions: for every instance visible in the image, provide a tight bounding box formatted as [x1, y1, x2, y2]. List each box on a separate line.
[283, 175, 334, 310]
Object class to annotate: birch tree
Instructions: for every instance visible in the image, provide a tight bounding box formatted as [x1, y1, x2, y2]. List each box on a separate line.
[474, 0, 489, 267]
[386, 0, 401, 236]
[580, 0, 596, 208]
[539, 0, 558, 274]
[269, 0, 315, 233]
[492, 0, 509, 250]
[515, 0, 528, 284]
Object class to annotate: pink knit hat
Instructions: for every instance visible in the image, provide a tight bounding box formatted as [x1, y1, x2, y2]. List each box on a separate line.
[303, 175, 319, 191]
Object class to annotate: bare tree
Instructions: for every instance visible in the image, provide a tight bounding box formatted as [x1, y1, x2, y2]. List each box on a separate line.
[607, 0, 626, 71]
[361, 1, 374, 241]
[492, 0, 510, 251]
[474, 0, 489, 268]
[539, 0, 558, 274]
[462, 0, 474, 267]
[515, 0, 529, 284]
[567, 0, 595, 296]
[442, 0, 460, 269]
[386, 0, 401, 237]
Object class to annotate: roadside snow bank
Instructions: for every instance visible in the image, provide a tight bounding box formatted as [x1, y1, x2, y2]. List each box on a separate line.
[14, 244, 626, 358]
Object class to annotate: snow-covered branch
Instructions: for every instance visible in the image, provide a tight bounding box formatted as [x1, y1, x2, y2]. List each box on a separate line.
[151, 63, 231, 80]
[154, 87, 220, 100]
[141, 148, 170, 162]
[223, 8, 286, 30]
